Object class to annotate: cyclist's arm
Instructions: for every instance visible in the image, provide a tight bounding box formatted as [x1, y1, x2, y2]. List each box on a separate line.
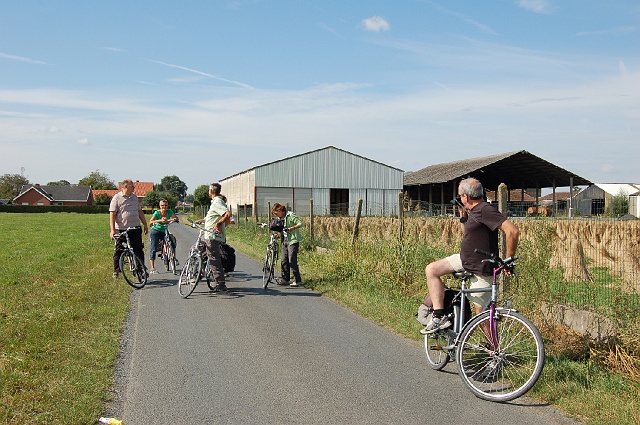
[109, 211, 117, 239]
[138, 207, 149, 234]
[499, 219, 519, 259]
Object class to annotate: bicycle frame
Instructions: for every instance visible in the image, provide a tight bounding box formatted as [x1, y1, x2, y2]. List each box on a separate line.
[449, 263, 508, 351]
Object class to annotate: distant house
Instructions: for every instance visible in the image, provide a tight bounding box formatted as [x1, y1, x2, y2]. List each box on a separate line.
[13, 184, 93, 206]
[573, 183, 640, 217]
[92, 181, 154, 204]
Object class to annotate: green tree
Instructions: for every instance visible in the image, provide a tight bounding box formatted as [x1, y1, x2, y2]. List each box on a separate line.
[607, 190, 629, 217]
[79, 170, 116, 190]
[0, 174, 30, 199]
[156, 175, 187, 201]
[143, 190, 177, 210]
[47, 179, 71, 186]
[94, 193, 112, 205]
[193, 185, 210, 207]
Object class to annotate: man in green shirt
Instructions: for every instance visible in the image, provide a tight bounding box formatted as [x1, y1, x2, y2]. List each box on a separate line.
[195, 183, 231, 292]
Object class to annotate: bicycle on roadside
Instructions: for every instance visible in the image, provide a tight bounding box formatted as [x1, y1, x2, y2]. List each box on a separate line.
[113, 227, 148, 289]
[157, 221, 178, 275]
[177, 219, 218, 298]
[257, 221, 287, 289]
[423, 249, 545, 402]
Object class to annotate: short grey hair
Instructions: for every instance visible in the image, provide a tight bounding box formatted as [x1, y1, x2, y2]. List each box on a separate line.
[209, 182, 222, 195]
[459, 178, 484, 200]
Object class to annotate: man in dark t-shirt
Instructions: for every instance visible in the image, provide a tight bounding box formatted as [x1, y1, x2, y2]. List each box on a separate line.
[421, 178, 519, 335]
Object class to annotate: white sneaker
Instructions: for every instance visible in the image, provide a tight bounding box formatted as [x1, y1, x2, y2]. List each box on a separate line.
[420, 315, 452, 334]
[149, 269, 157, 274]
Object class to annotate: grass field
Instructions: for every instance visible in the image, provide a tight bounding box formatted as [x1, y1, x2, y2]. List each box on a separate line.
[1, 213, 639, 424]
[1, 213, 130, 424]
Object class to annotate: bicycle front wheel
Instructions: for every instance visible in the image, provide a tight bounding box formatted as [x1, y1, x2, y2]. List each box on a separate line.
[168, 246, 177, 275]
[456, 309, 545, 402]
[424, 330, 452, 371]
[178, 254, 201, 298]
[120, 251, 147, 289]
[262, 246, 276, 288]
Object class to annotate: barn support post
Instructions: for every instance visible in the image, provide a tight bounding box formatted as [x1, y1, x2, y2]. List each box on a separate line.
[569, 177, 574, 218]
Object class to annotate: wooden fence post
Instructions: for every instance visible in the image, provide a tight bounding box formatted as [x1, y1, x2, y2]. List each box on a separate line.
[398, 191, 404, 240]
[351, 199, 363, 245]
[497, 183, 508, 259]
[309, 198, 314, 244]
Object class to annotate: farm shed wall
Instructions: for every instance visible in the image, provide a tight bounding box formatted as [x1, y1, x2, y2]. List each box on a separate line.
[220, 146, 404, 217]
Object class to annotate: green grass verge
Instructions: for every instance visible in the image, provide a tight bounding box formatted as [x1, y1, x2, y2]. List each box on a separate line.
[227, 219, 640, 425]
[1, 213, 130, 424]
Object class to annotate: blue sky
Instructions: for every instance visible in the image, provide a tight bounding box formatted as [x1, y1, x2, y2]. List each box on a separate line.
[1, 0, 638, 193]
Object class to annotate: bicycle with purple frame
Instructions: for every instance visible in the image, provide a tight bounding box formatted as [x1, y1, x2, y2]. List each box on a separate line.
[423, 249, 545, 402]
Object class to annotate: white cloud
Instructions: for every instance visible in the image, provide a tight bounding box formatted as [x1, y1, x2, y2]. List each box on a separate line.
[517, 0, 552, 14]
[619, 60, 628, 75]
[362, 16, 390, 32]
[76, 138, 90, 145]
[0, 52, 45, 65]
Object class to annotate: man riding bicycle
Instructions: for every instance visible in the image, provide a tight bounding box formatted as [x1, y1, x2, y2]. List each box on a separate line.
[421, 177, 519, 334]
[109, 179, 149, 279]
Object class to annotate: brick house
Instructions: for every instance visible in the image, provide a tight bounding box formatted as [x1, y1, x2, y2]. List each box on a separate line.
[13, 184, 94, 206]
[92, 181, 154, 204]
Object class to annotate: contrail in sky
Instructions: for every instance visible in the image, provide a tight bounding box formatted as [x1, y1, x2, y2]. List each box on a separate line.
[149, 59, 254, 89]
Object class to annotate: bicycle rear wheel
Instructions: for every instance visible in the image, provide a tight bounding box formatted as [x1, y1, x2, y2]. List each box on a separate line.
[178, 254, 201, 298]
[456, 309, 545, 402]
[424, 330, 452, 371]
[262, 246, 276, 288]
[119, 251, 146, 289]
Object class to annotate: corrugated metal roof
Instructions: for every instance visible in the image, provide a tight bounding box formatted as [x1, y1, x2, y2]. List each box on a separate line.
[404, 150, 592, 190]
[220, 146, 403, 181]
[592, 183, 640, 196]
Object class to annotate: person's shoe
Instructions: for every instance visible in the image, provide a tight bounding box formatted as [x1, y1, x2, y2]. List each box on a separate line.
[112, 272, 120, 279]
[211, 283, 228, 292]
[420, 315, 452, 335]
[290, 281, 302, 287]
[149, 269, 157, 274]
[276, 277, 289, 286]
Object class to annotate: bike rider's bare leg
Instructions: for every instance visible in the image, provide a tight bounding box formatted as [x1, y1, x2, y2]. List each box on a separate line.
[425, 258, 456, 310]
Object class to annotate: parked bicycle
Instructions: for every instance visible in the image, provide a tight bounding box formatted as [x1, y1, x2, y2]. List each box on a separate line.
[113, 227, 148, 289]
[423, 250, 545, 402]
[257, 222, 287, 289]
[178, 219, 218, 298]
[158, 221, 178, 275]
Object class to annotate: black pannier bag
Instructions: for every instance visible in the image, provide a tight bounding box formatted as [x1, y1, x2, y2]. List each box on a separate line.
[220, 243, 236, 273]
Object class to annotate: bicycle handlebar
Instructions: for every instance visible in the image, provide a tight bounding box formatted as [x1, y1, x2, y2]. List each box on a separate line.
[474, 249, 517, 274]
[186, 217, 219, 235]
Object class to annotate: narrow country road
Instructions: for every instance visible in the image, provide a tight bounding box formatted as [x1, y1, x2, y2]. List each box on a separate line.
[104, 220, 576, 424]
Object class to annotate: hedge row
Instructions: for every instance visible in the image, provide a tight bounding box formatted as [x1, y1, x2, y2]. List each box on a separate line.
[0, 205, 110, 214]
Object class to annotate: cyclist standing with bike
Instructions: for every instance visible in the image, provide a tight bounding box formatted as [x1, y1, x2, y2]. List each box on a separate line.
[194, 182, 231, 292]
[148, 199, 178, 274]
[421, 177, 519, 334]
[109, 179, 149, 279]
[272, 202, 304, 287]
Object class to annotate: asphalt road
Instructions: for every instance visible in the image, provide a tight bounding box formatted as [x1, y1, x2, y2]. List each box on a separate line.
[104, 220, 577, 424]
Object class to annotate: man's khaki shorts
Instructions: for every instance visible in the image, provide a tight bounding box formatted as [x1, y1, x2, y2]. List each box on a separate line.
[446, 253, 492, 308]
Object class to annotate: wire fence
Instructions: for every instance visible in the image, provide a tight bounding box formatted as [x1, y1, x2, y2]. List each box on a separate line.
[195, 200, 639, 320]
